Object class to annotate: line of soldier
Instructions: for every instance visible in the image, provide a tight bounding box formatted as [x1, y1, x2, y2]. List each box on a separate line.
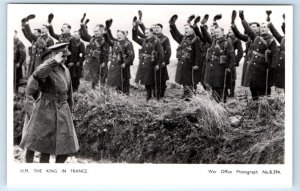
[16, 10, 285, 103]
[15, 10, 285, 163]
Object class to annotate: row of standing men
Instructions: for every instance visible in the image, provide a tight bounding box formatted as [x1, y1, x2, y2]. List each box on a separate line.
[15, 10, 285, 103]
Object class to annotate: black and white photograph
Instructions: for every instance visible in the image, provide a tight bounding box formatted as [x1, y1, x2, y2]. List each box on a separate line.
[7, 3, 293, 188]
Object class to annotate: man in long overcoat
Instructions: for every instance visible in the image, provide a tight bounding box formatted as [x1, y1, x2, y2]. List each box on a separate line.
[132, 25, 165, 101]
[169, 15, 203, 100]
[20, 43, 79, 163]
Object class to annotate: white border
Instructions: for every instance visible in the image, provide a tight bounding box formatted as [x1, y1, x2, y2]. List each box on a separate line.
[7, 4, 293, 189]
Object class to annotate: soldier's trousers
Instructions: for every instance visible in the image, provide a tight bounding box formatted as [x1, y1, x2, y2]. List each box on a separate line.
[40, 153, 50, 163]
[145, 85, 160, 101]
[14, 66, 22, 93]
[72, 77, 80, 92]
[116, 78, 130, 95]
[212, 87, 227, 103]
[25, 149, 35, 163]
[250, 85, 271, 101]
[39, 153, 69, 163]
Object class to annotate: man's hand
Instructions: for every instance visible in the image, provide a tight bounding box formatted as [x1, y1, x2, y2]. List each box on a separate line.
[193, 66, 199, 70]
[155, 65, 160, 70]
[169, 14, 178, 25]
[239, 10, 244, 21]
[121, 63, 126, 68]
[226, 68, 231, 72]
[26, 14, 35, 22]
[80, 13, 86, 23]
[201, 14, 209, 25]
[76, 62, 80, 66]
[69, 62, 74, 67]
[132, 16, 137, 27]
[231, 10, 237, 24]
[161, 62, 166, 67]
[193, 16, 201, 26]
[266, 10, 272, 22]
[54, 52, 64, 63]
[16, 63, 20, 68]
[101, 63, 106, 67]
[48, 13, 54, 24]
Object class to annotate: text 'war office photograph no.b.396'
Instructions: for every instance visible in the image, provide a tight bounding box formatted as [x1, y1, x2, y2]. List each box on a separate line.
[9, 4, 290, 165]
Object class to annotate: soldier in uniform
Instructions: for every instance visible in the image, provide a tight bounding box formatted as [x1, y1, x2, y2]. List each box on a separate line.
[69, 31, 86, 91]
[103, 29, 135, 95]
[204, 27, 235, 103]
[80, 20, 110, 89]
[24, 21, 54, 75]
[267, 12, 285, 90]
[239, 11, 278, 100]
[14, 30, 26, 93]
[132, 26, 165, 101]
[227, 28, 243, 97]
[154, 23, 171, 98]
[20, 43, 79, 163]
[190, 15, 209, 90]
[231, 10, 260, 88]
[21, 14, 40, 77]
[169, 15, 203, 100]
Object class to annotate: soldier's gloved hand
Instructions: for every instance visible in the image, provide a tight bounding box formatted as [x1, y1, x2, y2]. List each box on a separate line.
[101, 63, 106, 67]
[26, 14, 35, 22]
[138, 10, 142, 20]
[169, 14, 178, 25]
[226, 68, 231, 72]
[187, 14, 195, 23]
[76, 62, 80, 66]
[155, 65, 160, 70]
[161, 62, 166, 67]
[80, 13, 86, 24]
[266, 10, 272, 22]
[213, 14, 222, 21]
[201, 14, 209, 25]
[48, 13, 54, 24]
[16, 63, 20, 68]
[69, 62, 74, 67]
[193, 66, 199, 70]
[121, 63, 126, 68]
[193, 16, 201, 26]
[239, 10, 244, 21]
[21, 18, 26, 26]
[106, 18, 112, 29]
[283, 13, 285, 20]
[231, 10, 237, 24]
[132, 16, 137, 27]
[54, 52, 64, 63]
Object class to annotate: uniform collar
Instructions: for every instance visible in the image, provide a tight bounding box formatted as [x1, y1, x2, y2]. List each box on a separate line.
[145, 36, 155, 42]
[62, 33, 71, 37]
[185, 34, 195, 39]
[261, 33, 272, 39]
[216, 36, 226, 42]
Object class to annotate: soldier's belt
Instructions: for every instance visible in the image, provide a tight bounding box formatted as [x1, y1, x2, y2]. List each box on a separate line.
[211, 55, 220, 60]
[41, 92, 68, 102]
[252, 50, 265, 58]
[36, 48, 44, 53]
[89, 50, 101, 57]
[142, 53, 152, 58]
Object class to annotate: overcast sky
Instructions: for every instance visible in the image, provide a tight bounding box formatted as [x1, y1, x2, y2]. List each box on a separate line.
[8, 4, 289, 60]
